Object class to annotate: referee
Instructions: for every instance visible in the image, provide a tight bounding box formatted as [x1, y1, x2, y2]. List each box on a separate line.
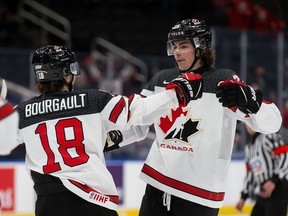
[236, 124, 288, 216]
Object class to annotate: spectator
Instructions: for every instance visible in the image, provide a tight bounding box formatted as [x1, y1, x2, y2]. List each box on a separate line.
[226, 0, 254, 29]
[281, 99, 288, 143]
[0, 0, 20, 47]
[247, 65, 269, 97]
[252, 4, 272, 31]
[81, 51, 106, 88]
[283, 58, 288, 95]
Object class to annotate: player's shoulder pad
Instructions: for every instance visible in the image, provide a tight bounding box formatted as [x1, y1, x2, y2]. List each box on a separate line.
[144, 67, 180, 91]
[202, 68, 239, 93]
[76, 89, 114, 109]
[214, 68, 239, 81]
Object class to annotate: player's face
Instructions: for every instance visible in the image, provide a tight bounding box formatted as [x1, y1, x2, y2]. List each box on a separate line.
[173, 40, 195, 71]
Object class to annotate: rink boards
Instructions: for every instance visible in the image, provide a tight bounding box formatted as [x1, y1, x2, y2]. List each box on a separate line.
[0, 160, 251, 215]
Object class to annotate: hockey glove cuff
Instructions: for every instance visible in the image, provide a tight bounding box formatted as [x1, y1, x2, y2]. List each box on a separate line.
[216, 80, 263, 114]
[104, 130, 123, 152]
[166, 72, 203, 107]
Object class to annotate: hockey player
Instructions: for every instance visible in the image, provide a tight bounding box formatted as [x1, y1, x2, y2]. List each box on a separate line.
[0, 45, 200, 216]
[0, 96, 18, 153]
[235, 124, 288, 216]
[0, 95, 19, 215]
[115, 18, 282, 216]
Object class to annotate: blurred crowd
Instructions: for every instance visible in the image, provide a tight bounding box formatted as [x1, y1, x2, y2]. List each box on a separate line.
[232, 59, 288, 157]
[215, 0, 286, 32]
[76, 51, 147, 96]
[0, 0, 287, 53]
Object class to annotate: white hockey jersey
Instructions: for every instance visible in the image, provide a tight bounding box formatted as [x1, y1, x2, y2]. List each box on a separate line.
[0, 97, 19, 214]
[13, 89, 178, 211]
[134, 67, 282, 208]
[0, 97, 19, 153]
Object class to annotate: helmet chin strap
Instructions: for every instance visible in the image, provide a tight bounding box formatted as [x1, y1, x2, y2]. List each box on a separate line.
[68, 82, 73, 92]
[64, 75, 75, 92]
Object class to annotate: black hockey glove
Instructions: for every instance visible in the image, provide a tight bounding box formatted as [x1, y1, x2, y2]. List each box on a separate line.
[216, 80, 263, 114]
[166, 72, 203, 107]
[104, 130, 123, 152]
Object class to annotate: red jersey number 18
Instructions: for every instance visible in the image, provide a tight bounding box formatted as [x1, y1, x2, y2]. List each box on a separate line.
[35, 118, 89, 174]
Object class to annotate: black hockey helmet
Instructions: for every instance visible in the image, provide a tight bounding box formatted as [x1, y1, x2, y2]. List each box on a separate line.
[167, 18, 212, 56]
[32, 45, 80, 82]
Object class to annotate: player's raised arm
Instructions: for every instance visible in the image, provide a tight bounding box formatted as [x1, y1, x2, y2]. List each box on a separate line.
[102, 72, 204, 131]
[0, 96, 19, 155]
[216, 80, 282, 133]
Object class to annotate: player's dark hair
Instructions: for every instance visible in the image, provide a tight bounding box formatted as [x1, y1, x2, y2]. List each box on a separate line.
[36, 80, 66, 94]
[200, 48, 216, 68]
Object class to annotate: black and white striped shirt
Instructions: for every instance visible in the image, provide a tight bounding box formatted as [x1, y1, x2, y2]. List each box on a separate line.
[241, 132, 288, 199]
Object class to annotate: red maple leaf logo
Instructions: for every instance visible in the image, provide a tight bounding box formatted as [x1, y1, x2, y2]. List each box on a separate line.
[159, 107, 188, 133]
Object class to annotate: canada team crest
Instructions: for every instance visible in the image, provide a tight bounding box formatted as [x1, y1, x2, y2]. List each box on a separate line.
[159, 107, 202, 144]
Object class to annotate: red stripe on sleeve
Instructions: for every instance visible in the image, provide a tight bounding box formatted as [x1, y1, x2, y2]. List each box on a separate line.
[273, 145, 288, 155]
[127, 94, 146, 121]
[127, 95, 135, 121]
[0, 102, 15, 120]
[109, 97, 126, 123]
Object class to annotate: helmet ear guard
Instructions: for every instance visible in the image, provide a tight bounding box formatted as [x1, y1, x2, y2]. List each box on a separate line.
[192, 37, 209, 49]
[69, 62, 80, 76]
[63, 67, 70, 76]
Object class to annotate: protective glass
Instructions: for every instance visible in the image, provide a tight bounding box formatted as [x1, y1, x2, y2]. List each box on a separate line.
[167, 40, 195, 56]
[166, 41, 176, 56]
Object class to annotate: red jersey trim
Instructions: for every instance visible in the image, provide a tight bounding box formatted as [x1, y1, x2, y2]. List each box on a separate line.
[127, 95, 135, 121]
[0, 102, 15, 120]
[127, 94, 146, 121]
[109, 97, 125, 123]
[273, 145, 288, 155]
[69, 179, 119, 204]
[142, 164, 225, 201]
[262, 100, 271, 104]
